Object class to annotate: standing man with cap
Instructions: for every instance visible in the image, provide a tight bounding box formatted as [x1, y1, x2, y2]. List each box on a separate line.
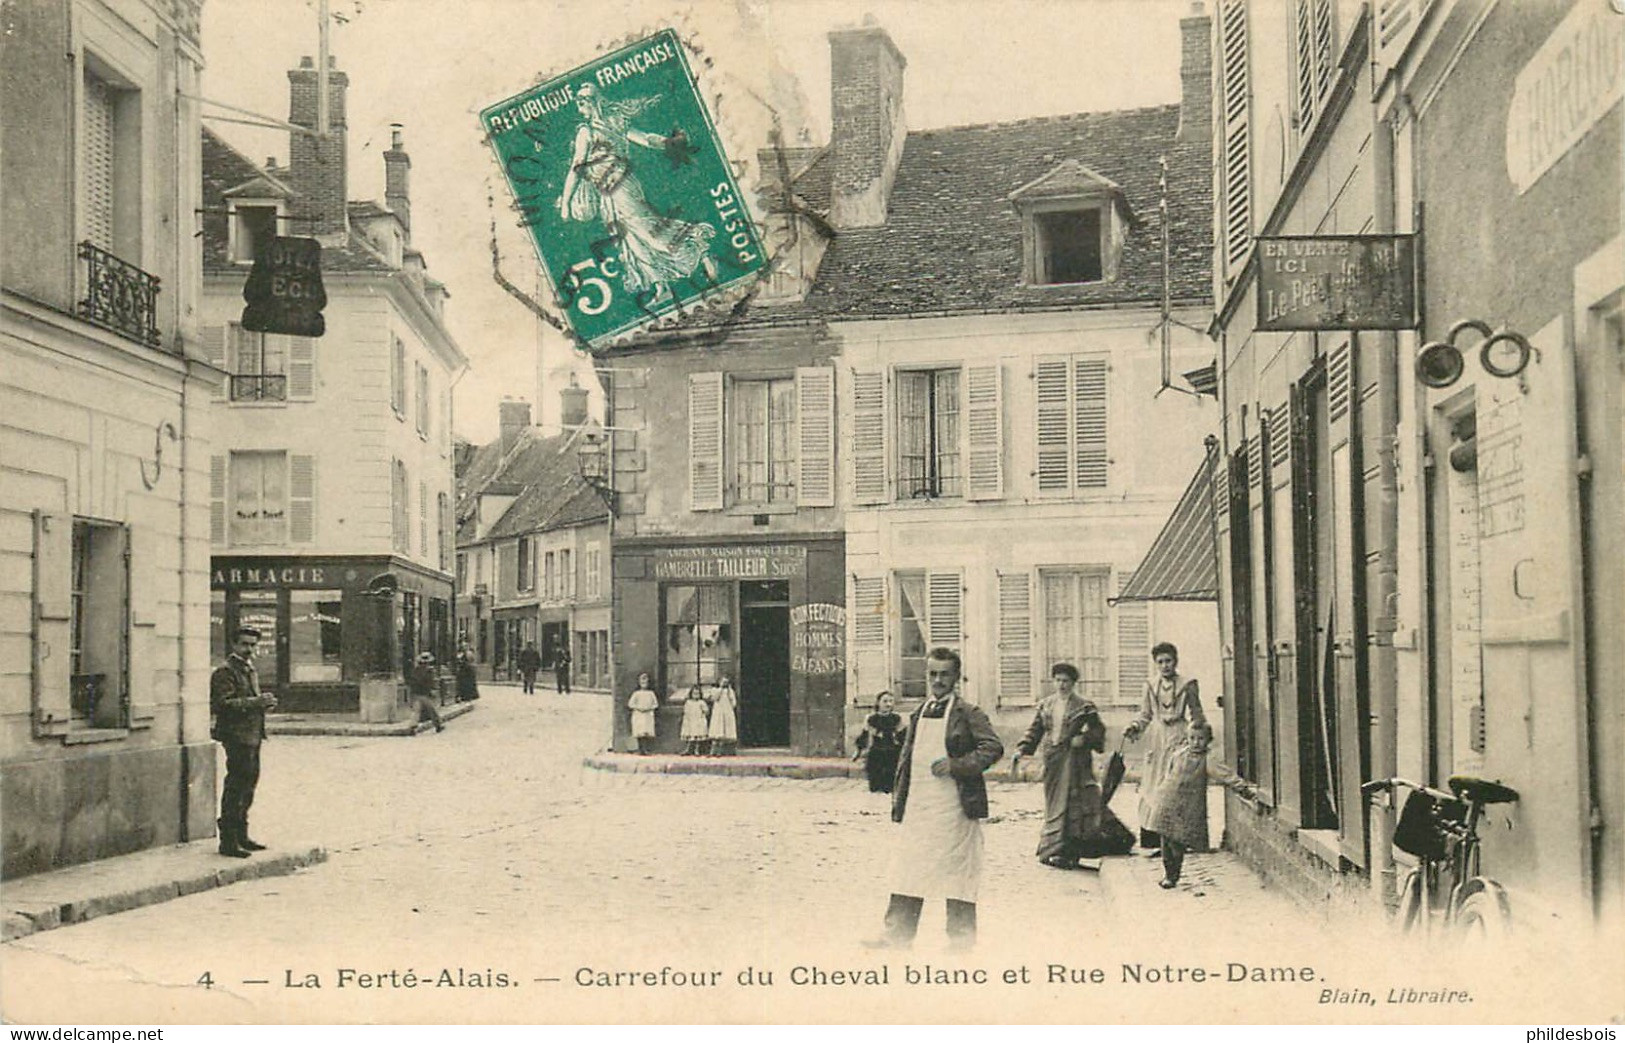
[866, 647, 1003, 950]
[409, 651, 446, 733]
[211, 626, 276, 858]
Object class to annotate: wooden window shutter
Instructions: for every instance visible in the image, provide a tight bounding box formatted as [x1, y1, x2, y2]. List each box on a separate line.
[288, 337, 315, 400]
[419, 479, 429, 555]
[289, 455, 315, 543]
[850, 369, 890, 505]
[996, 570, 1033, 703]
[688, 371, 724, 511]
[1270, 400, 1292, 474]
[32, 511, 71, 724]
[795, 367, 836, 507]
[926, 570, 963, 651]
[851, 573, 889, 699]
[209, 455, 226, 544]
[1034, 357, 1072, 492]
[1074, 358, 1109, 488]
[1376, 0, 1432, 73]
[1328, 341, 1353, 424]
[1115, 573, 1151, 705]
[1248, 422, 1266, 488]
[1220, 0, 1252, 276]
[965, 363, 1004, 501]
[1294, 0, 1319, 131]
[202, 325, 227, 400]
[850, 369, 889, 505]
[82, 73, 116, 252]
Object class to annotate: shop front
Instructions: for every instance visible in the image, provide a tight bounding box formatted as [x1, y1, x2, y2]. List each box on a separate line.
[611, 536, 845, 755]
[210, 555, 454, 713]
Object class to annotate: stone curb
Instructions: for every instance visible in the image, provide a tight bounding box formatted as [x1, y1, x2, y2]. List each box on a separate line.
[266, 700, 477, 737]
[2, 844, 327, 943]
[580, 752, 1145, 784]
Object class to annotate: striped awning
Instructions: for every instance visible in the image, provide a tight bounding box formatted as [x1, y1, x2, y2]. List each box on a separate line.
[1117, 445, 1219, 602]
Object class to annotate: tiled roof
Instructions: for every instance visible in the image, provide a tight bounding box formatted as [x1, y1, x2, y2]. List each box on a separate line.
[803, 106, 1211, 316]
[455, 428, 608, 544]
[606, 103, 1209, 352]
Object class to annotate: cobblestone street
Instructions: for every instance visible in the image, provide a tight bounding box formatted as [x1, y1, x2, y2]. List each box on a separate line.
[0, 686, 1574, 1024]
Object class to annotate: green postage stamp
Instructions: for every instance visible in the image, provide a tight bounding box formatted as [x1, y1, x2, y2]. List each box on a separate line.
[481, 29, 766, 348]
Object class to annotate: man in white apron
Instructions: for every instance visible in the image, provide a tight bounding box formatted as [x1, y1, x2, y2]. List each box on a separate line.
[867, 648, 1004, 950]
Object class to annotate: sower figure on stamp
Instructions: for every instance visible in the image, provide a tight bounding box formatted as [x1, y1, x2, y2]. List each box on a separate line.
[866, 648, 1003, 951]
[211, 626, 276, 858]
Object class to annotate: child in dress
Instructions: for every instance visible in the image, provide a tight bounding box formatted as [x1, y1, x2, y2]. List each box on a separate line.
[707, 677, 739, 756]
[852, 691, 905, 793]
[680, 683, 710, 755]
[628, 672, 659, 755]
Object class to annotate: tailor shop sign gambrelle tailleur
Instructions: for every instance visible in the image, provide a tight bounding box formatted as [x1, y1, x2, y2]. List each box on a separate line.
[482, 30, 766, 348]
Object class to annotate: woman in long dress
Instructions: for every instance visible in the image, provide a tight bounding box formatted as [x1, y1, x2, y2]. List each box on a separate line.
[1013, 662, 1131, 869]
[557, 84, 717, 305]
[1124, 641, 1210, 887]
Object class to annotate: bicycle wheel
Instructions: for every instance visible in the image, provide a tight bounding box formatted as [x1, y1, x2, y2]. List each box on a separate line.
[1457, 886, 1511, 941]
[1396, 868, 1426, 933]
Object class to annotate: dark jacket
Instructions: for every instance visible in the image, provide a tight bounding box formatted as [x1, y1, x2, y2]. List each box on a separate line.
[517, 648, 543, 673]
[892, 696, 1004, 823]
[408, 663, 438, 698]
[210, 655, 269, 745]
[1016, 694, 1104, 763]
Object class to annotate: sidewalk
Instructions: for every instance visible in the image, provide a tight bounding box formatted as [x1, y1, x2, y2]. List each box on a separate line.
[266, 699, 477, 736]
[2, 839, 326, 943]
[584, 749, 1143, 784]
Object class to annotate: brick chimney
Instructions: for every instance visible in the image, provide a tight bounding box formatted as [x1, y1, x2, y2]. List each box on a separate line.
[560, 375, 589, 428]
[384, 123, 411, 237]
[827, 24, 906, 229]
[288, 55, 349, 238]
[499, 399, 532, 452]
[1176, 7, 1212, 146]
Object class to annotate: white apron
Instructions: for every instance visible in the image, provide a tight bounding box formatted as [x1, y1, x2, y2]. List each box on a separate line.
[889, 697, 984, 902]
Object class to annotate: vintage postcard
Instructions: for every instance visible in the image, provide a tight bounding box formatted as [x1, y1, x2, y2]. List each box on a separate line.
[1, 0, 1622, 1027]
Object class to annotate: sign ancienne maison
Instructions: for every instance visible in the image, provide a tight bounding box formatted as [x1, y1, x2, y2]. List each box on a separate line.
[1255, 235, 1418, 332]
[651, 544, 807, 580]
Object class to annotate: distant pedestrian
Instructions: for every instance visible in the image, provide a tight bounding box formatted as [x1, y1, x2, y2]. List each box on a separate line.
[628, 672, 659, 754]
[680, 684, 710, 755]
[853, 691, 905, 794]
[707, 677, 738, 756]
[1124, 641, 1209, 888]
[553, 643, 573, 694]
[455, 645, 480, 702]
[517, 642, 542, 694]
[408, 651, 445, 733]
[211, 626, 276, 858]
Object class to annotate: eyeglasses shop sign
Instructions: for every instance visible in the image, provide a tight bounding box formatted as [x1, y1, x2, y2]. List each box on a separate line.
[1256, 235, 1417, 332]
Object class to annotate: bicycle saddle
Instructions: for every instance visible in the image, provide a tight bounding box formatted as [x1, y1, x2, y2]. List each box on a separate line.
[1448, 775, 1519, 805]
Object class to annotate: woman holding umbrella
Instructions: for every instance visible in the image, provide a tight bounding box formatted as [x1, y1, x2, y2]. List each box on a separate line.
[1012, 663, 1132, 869]
[1124, 641, 1210, 888]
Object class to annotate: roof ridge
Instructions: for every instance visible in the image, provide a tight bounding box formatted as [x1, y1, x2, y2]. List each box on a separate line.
[202, 125, 298, 198]
[907, 102, 1181, 138]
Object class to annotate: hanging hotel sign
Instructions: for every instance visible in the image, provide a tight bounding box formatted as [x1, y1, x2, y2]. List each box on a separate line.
[479, 29, 765, 349]
[1256, 235, 1417, 332]
[1505, 1, 1622, 196]
[652, 544, 806, 580]
[242, 235, 327, 337]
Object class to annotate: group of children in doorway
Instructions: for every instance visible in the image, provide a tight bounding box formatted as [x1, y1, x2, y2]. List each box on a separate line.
[626, 673, 738, 756]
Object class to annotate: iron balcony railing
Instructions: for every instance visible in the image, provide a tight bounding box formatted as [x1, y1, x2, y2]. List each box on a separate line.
[78, 241, 162, 349]
[230, 374, 288, 401]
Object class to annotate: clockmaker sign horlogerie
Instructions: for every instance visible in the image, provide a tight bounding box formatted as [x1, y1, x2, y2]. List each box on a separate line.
[481, 30, 766, 348]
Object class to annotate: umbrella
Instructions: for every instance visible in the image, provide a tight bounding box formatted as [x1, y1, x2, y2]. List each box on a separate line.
[1101, 736, 1128, 805]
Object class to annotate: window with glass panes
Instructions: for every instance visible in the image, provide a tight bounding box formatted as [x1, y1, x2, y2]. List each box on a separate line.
[732, 377, 796, 504]
[230, 451, 288, 546]
[896, 369, 962, 499]
[663, 584, 733, 701]
[1040, 568, 1112, 705]
[894, 570, 929, 698]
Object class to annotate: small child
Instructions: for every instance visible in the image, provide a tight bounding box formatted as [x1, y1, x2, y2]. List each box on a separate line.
[627, 672, 658, 755]
[707, 677, 739, 757]
[680, 684, 710, 755]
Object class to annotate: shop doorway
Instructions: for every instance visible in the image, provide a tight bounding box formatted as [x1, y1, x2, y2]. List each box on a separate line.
[739, 580, 791, 747]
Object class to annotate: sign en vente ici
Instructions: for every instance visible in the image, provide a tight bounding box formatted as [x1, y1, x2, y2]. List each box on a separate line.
[1255, 235, 1417, 333]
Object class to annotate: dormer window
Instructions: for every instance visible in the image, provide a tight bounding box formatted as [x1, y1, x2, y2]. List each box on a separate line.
[1009, 160, 1133, 288]
[1033, 207, 1103, 285]
[230, 201, 281, 264]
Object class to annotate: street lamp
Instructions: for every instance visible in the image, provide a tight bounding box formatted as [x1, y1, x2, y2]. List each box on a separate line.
[575, 420, 618, 515]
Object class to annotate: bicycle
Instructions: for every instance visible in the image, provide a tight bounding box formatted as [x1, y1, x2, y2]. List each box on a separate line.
[1360, 774, 1520, 939]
